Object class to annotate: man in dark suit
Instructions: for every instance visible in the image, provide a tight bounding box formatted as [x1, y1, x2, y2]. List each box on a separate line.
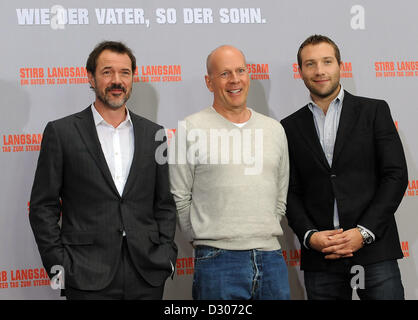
[29, 41, 177, 300]
[281, 35, 408, 300]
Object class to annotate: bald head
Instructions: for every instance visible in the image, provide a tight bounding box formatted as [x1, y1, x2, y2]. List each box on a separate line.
[206, 45, 247, 75]
[204, 44, 250, 112]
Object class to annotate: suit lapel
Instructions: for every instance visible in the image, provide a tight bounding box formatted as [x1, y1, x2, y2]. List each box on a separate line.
[122, 112, 145, 197]
[296, 106, 330, 170]
[74, 106, 119, 196]
[332, 91, 360, 165]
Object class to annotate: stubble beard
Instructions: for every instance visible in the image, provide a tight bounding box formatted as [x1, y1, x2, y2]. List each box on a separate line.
[95, 84, 132, 110]
[305, 79, 340, 100]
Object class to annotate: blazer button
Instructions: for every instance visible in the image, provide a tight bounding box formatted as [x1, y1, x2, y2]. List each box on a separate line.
[330, 174, 337, 178]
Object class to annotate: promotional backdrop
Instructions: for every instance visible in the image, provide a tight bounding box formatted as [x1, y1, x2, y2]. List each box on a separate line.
[0, 0, 416, 299]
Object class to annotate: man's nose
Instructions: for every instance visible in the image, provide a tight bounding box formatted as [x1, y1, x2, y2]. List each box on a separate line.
[111, 72, 122, 84]
[314, 62, 326, 75]
[229, 71, 240, 83]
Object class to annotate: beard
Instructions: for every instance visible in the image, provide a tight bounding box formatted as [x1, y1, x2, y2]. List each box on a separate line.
[95, 83, 132, 109]
[304, 78, 340, 100]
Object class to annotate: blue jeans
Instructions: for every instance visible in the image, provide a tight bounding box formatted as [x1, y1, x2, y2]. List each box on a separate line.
[304, 259, 404, 300]
[192, 246, 290, 300]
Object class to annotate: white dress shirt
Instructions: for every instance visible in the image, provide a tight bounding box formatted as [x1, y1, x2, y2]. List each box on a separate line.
[91, 104, 135, 196]
[91, 105, 174, 274]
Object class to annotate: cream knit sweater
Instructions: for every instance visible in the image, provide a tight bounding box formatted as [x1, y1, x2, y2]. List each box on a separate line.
[169, 107, 289, 250]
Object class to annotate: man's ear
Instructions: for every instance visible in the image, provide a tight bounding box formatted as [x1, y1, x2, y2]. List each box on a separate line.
[297, 65, 303, 78]
[87, 71, 95, 89]
[205, 74, 214, 92]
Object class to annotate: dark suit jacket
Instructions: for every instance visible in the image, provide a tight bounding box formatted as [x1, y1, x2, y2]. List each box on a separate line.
[281, 91, 408, 272]
[29, 106, 177, 290]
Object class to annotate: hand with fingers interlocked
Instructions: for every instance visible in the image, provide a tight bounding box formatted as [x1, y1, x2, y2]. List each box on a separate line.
[309, 228, 363, 260]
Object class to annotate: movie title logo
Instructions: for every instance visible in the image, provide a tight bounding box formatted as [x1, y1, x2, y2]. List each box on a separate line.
[138, 65, 182, 83]
[176, 257, 194, 276]
[247, 64, 269, 80]
[2, 134, 43, 153]
[282, 249, 301, 267]
[405, 180, 418, 197]
[292, 61, 353, 79]
[19, 67, 88, 86]
[375, 61, 418, 78]
[401, 241, 409, 258]
[0, 268, 50, 289]
[166, 129, 176, 146]
[18, 65, 182, 86]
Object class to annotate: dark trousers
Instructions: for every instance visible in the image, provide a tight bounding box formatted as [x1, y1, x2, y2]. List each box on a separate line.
[304, 259, 404, 300]
[65, 238, 164, 300]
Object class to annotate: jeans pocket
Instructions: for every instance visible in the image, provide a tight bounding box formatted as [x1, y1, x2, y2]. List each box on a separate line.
[274, 249, 284, 257]
[194, 246, 223, 261]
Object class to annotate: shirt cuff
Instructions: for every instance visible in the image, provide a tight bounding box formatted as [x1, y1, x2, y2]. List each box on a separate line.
[357, 225, 375, 241]
[170, 259, 175, 279]
[303, 229, 318, 249]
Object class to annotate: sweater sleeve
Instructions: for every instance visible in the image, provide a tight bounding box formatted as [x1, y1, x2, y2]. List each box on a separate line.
[169, 120, 195, 241]
[275, 125, 290, 219]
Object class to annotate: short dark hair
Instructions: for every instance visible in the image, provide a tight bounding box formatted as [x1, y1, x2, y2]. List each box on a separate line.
[297, 35, 341, 69]
[86, 41, 136, 75]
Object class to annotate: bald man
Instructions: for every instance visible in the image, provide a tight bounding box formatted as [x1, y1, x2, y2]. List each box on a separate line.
[169, 45, 291, 300]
